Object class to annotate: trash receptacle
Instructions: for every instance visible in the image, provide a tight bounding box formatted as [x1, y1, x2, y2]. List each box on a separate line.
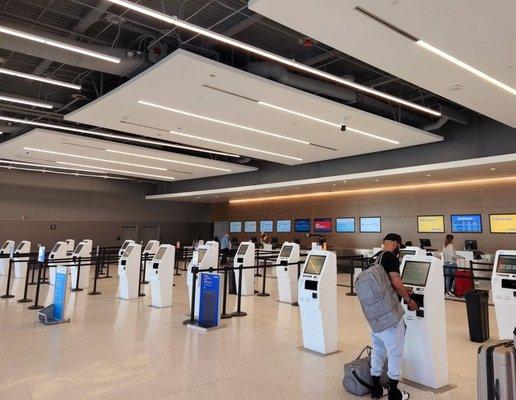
[464, 289, 490, 342]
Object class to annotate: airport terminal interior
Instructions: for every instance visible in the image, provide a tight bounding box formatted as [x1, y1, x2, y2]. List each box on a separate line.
[0, 1, 515, 399]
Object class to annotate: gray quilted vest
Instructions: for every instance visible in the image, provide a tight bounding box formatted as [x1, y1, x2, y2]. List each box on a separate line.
[356, 252, 405, 333]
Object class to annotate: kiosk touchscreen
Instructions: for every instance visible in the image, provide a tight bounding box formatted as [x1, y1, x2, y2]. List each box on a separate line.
[276, 242, 300, 304]
[401, 255, 449, 389]
[70, 239, 93, 289]
[398, 246, 425, 263]
[491, 250, 516, 339]
[0, 240, 15, 275]
[298, 250, 337, 355]
[13, 241, 31, 279]
[187, 241, 219, 318]
[118, 240, 135, 257]
[48, 241, 69, 285]
[143, 240, 160, 282]
[118, 243, 142, 300]
[234, 242, 255, 296]
[149, 244, 175, 308]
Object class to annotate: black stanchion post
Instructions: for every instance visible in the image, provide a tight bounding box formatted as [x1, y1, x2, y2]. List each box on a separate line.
[17, 259, 33, 303]
[142, 253, 149, 284]
[174, 249, 181, 276]
[346, 256, 357, 296]
[255, 250, 262, 277]
[221, 262, 232, 319]
[71, 257, 83, 292]
[183, 266, 198, 325]
[28, 262, 44, 309]
[89, 252, 101, 295]
[105, 249, 112, 278]
[257, 258, 270, 297]
[1, 258, 15, 299]
[292, 261, 301, 307]
[30, 254, 37, 285]
[138, 254, 145, 297]
[232, 264, 247, 317]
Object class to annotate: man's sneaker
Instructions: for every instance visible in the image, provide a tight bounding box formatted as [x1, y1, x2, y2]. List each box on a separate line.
[371, 375, 383, 399]
[388, 379, 410, 400]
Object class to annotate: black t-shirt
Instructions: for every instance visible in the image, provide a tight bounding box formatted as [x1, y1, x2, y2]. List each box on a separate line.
[373, 250, 400, 275]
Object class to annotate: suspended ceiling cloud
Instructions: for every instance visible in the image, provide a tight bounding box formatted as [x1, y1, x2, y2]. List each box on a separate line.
[0, 129, 256, 182]
[66, 49, 442, 166]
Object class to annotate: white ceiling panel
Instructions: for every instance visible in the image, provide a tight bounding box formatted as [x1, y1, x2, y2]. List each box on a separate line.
[0, 129, 257, 181]
[249, 0, 516, 127]
[65, 49, 442, 165]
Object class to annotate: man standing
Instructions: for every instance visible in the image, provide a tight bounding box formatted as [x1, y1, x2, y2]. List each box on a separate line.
[357, 233, 418, 400]
[220, 233, 230, 266]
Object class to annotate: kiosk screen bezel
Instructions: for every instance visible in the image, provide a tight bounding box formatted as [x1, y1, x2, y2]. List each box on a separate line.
[51, 243, 61, 254]
[399, 249, 416, 261]
[237, 244, 249, 256]
[16, 242, 25, 251]
[144, 242, 154, 252]
[154, 246, 167, 261]
[401, 261, 431, 287]
[303, 255, 326, 275]
[279, 245, 293, 258]
[496, 255, 516, 274]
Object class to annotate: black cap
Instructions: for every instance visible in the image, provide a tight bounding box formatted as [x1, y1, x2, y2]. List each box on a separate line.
[383, 233, 405, 248]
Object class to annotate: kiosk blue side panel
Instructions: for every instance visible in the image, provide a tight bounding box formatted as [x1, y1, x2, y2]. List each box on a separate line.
[53, 270, 67, 321]
[198, 273, 220, 328]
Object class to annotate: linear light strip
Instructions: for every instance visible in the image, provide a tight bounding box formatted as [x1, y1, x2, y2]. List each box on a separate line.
[229, 175, 516, 203]
[56, 161, 175, 181]
[105, 149, 231, 172]
[0, 165, 129, 180]
[0, 68, 81, 90]
[0, 25, 120, 63]
[0, 95, 53, 109]
[24, 147, 168, 171]
[105, 0, 440, 117]
[0, 116, 239, 158]
[138, 100, 310, 145]
[417, 41, 516, 96]
[0, 159, 107, 174]
[168, 130, 303, 161]
[257, 101, 399, 144]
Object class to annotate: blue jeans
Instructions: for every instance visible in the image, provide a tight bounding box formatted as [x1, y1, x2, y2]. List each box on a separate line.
[370, 320, 406, 380]
[444, 262, 456, 293]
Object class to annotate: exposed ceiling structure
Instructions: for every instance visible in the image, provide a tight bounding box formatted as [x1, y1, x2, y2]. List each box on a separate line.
[0, 128, 256, 181]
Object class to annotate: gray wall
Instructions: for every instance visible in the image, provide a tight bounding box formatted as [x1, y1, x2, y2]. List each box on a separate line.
[0, 169, 213, 250]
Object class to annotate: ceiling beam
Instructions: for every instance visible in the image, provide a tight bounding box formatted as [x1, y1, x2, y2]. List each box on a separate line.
[220, 14, 264, 37]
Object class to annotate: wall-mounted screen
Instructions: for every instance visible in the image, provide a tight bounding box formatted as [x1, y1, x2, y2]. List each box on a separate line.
[303, 255, 326, 275]
[279, 245, 293, 258]
[230, 221, 242, 233]
[496, 255, 516, 274]
[451, 214, 482, 233]
[314, 218, 332, 233]
[260, 220, 273, 233]
[489, 214, 516, 234]
[295, 219, 311, 233]
[336, 217, 355, 233]
[360, 217, 382, 233]
[402, 261, 431, 287]
[244, 221, 257, 233]
[276, 220, 291, 233]
[417, 215, 445, 233]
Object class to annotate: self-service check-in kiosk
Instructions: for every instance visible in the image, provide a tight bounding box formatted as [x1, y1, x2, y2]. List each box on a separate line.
[298, 250, 337, 355]
[49, 241, 68, 285]
[13, 241, 31, 279]
[276, 242, 300, 304]
[64, 239, 75, 253]
[118, 243, 141, 300]
[118, 240, 135, 258]
[400, 255, 449, 389]
[398, 246, 426, 263]
[149, 244, 175, 308]
[234, 242, 255, 296]
[143, 240, 160, 282]
[70, 239, 93, 289]
[0, 240, 15, 275]
[492, 250, 516, 340]
[187, 241, 219, 317]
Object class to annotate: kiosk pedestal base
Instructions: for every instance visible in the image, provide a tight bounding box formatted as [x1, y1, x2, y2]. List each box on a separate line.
[401, 379, 456, 394]
[187, 322, 226, 332]
[297, 346, 340, 357]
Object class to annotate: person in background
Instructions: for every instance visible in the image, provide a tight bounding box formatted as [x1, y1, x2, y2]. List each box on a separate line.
[220, 233, 230, 266]
[260, 232, 269, 247]
[442, 234, 457, 296]
[405, 241, 413, 247]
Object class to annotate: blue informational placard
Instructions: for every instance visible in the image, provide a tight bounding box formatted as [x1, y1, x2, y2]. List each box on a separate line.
[53, 268, 67, 321]
[38, 246, 46, 262]
[451, 214, 482, 233]
[198, 273, 220, 328]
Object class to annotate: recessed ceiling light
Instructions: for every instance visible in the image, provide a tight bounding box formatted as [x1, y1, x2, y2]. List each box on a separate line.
[490, 167, 496, 171]
[342, 180, 347, 183]
[139, 100, 309, 145]
[0, 94, 53, 109]
[374, 179, 380, 182]
[24, 147, 168, 171]
[417, 40, 516, 96]
[106, 0, 440, 116]
[0, 116, 239, 158]
[0, 159, 105, 174]
[426, 174, 431, 177]
[168, 130, 302, 161]
[0, 68, 81, 90]
[0, 25, 121, 63]
[56, 161, 175, 180]
[0, 165, 129, 180]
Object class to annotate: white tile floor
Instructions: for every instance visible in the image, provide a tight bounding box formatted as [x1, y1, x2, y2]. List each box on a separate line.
[0, 269, 497, 400]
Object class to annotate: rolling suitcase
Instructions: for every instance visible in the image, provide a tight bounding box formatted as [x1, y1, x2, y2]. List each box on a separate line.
[477, 328, 516, 400]
[454, 269, 474, 297]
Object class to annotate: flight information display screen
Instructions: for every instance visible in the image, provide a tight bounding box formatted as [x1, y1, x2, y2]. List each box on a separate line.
[303, 255, 326, 275]
[197, 248, 207, 263]
[402, 261, 431, 287]
[237, 244, 249, 255]
[154, 247, 167, 260]
[51, 243, 61, 253]
[244, 221, 257, 233]
[336, 217, 355, 233]
[360, 217, 382, 233]
[279, 245, 293, 258]
[295, 219, 311, 233]
[123, 245, 134, 258]
[276, 220, 291, 233]
[451, 214, 482, 233]
[490, 214, 516, 234]
[496, 255, 516, 274]
[260, 220, 273, 233]
[230, 221, 242, 233]
[74, 244, 84, 255]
